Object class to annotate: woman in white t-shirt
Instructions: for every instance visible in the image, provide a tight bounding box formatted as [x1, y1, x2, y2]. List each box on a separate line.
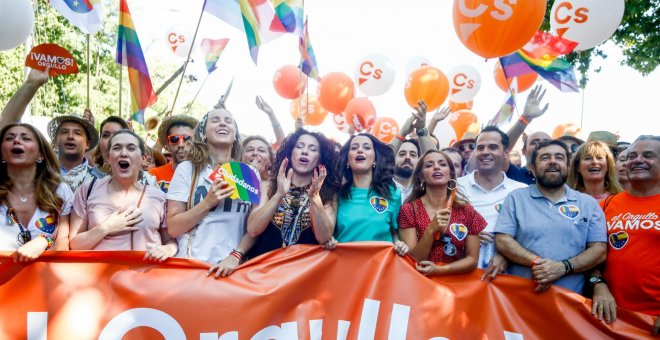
[167, 108, 254, 277]
[0, 123, 73, 261]
[68, 130, 177, 261]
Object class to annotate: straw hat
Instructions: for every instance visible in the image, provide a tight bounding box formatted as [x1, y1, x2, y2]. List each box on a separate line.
[157, 115, 199, 145]
[47, 114, 99, 150]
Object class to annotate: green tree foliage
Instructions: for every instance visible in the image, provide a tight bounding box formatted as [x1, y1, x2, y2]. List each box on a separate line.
[543, 0, 660, 87]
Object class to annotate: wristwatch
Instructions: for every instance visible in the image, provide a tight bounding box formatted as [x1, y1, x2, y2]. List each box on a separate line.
[589, 276, 607, 287]
[416, 127, 429, 137]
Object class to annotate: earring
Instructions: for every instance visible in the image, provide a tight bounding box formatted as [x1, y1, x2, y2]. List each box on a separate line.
[421, 182, 425, 190]
[372, 163, 376, 168]
[346, 164, 350, 169]
[1, 160, 5, 163]
[36, 159, 42, 164]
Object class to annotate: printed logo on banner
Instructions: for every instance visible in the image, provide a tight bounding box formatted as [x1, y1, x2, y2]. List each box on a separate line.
[370, 196, 389, 213]
[35, 215, 57, 234]
[494, 203, 502, 213]
[559, 205, 580, 219]
[608, 231, 629, 250]
[449, 223, 468, 241]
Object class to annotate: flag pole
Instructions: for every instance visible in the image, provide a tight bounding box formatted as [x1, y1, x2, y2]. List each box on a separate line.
[186, 73, 210, 114]
[580, 87, 585, 129]
[118, 65, 123, 118]
[87, 34, 91, 109]
[171, 0, 208, 114]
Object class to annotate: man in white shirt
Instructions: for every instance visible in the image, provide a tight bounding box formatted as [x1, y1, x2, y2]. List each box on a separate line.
[458, 126, 526, 279]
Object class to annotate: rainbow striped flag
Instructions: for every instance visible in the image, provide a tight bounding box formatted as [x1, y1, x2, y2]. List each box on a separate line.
[299, 19, 319, 81]
[116, 0, 157, 124]
[488, 93, 516, 128]
[271, 0, 304, 36]
[238, 0, 286, 64]
[499, 32, 579, 93]
[201, 38, 230, 74]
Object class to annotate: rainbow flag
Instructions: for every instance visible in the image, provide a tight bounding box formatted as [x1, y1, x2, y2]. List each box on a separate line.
[238, 0, 286, 64]
[50, 0, 103, 34]
[488, 93, 516, 128]
[116, 0, 157, 125]
[499, 32, 580, 93]
[271, 0, 304, 35]
[299, 20, 319, 81]
[201, 38, 230, 74]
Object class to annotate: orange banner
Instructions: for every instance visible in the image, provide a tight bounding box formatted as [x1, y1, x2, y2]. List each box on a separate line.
[0, 243, 654, 339]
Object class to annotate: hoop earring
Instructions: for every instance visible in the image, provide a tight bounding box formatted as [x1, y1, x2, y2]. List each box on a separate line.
[36, 159, 43, 164]
[447, 179, 458, 190]
[421, 182, 425, 190]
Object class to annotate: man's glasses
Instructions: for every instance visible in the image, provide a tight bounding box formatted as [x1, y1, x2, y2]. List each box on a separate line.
[168, 135, 192, 145]
[458, 143, 476, 152]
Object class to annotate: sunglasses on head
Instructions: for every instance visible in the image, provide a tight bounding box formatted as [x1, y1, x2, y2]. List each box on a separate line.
[168, 134, 192, 144]
[569, 144, 580, 153]
[459, 143, 476, 152]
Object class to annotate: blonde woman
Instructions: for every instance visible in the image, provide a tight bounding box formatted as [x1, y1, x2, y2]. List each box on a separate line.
[567, 141, 623, 202]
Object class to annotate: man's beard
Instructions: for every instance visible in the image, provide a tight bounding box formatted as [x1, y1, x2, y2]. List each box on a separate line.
[394, 165, 413, 179]
[536, 171, 567, 189]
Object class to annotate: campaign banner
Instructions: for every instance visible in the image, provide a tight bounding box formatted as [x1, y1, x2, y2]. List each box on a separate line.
[25, 44, 79, 76]
[0, 244, 653, 339]
[208, 162, 261, 204]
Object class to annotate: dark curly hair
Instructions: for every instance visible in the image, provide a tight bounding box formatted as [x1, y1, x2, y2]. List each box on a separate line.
[337, 133, 395, 200]
[268, 129, 339, 203]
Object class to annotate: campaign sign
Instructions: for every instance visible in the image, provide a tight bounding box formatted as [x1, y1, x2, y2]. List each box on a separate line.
[25, 43, 79, 76]
[208, 162, 261, 204]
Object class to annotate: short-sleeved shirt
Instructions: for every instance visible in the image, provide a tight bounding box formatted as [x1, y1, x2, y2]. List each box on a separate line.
[458, 171, 527, 268]
[398, 199, 486, 263]
[149, 162, 176, 193]
[601, 192, 660, 315]
[335, 186, 401, 243]
[506, 165, 536, 185]
[0, 183, 73, 251]
[73, 176, 167, 251]
[167, 161, 251, 264]
[494, 184, 607, 294]
[395, 180, 412, 204]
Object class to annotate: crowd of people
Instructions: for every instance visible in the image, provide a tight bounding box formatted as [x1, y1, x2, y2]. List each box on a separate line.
[1, 69, 658, 335]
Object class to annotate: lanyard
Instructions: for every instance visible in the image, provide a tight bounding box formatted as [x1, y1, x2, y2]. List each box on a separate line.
[7, 208, 32, 246]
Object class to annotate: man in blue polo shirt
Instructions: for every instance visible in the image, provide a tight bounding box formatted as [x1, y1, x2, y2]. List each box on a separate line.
[495, 140, 607, 294]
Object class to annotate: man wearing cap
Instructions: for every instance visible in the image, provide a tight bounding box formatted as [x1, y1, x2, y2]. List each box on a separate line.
[458, 126, 527, 279]
[495, 140, 607, 294]
[48, 113, 99, 192]
[590, 135, 660, 335]
[558, 134, 585, 161]
[452, 132, 477, 166]
[149, 115, 198, 193]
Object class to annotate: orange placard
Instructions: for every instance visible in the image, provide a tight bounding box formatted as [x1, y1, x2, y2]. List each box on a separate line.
[25, 43, 79, 76]
[0, 244, 653, 339]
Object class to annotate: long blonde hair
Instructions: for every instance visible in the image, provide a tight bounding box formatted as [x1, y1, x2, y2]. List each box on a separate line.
[568, 141, 623, 195]
[0, 124, 64, 216]
[405, 150, 468, 207]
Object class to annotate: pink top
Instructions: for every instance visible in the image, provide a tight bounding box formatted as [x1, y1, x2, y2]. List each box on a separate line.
[72, 176, 167, 251]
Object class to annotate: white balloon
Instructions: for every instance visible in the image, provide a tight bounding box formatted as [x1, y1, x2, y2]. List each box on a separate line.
[448, 65, 481, 103]
[432, 120, 457, 149]
[0, 0, 34, 51]
[405, 56, 431, 75]
[165, 25, 196, 58]
[332, 112, 350, 134]
[550, 0, 625, 51]
[354, 54, 396, 96]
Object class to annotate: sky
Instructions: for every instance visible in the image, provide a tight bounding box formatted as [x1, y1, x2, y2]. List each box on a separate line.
[122, 0, 658, 149]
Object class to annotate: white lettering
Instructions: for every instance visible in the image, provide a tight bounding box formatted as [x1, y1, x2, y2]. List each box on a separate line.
[98, 308, 185, 340]
[337, 320, 350, 340]
[491, 0, 516, 21]
[357, 299, 380, 340]
[387, 304, 411, 340]
[309, 319, 323, 340]
[27, 312, 47, 340]
[458, 0, 488, 17]
[251, 322, 298, 340]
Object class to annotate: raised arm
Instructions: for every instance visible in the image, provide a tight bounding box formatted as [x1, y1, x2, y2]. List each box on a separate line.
[427, 106, 451, 140]
[247, 159, 291, 237]
[256, 96, 285, 148]
[0, 68, 50, 130]
[307, 165, 336, 244]
[506, 85, 549, 149]
[411, 100, 437, 153]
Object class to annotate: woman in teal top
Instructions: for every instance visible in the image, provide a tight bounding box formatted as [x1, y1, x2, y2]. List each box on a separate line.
[334, 133, 408, 256]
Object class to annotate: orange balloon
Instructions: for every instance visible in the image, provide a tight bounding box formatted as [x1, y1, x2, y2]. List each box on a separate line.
[290, 95, 328, 126]
[344, 97, 377, 132]
[404, 66, 449, 112]
[552, 123, 581, 139]
[448, 110, 480, 140]
[452, 0, 547, 58]
[371, 117, 400, 143]
[273, 65, 306, 99]
[317, 72, 355, 113]
[494, 61, 538, 93]
[449, 100, 473, 112]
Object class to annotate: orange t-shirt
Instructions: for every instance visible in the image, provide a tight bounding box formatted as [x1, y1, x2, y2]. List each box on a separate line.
[149, 163, 175, 193]
[601, 192, 660, 316]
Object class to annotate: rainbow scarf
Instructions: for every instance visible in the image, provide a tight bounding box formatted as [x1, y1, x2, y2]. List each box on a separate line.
[298, 19, 319, 81]
[116, 0, 157, 124]
[201, 38, 230, 74]
[271, 0, 303, 35]
[499, 31, 579, 93]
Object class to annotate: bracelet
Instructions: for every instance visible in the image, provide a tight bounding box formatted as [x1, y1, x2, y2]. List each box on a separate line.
[531, 256, 541, 266]
[229, 249, 244, 262]
[416, 127, 429, 137]
[562, 259, 574, 274]
[519, 116, 530, 126]
[40, 234, 55, 250]
[395, 135, 405, 141]
[272, 122, 281, 128]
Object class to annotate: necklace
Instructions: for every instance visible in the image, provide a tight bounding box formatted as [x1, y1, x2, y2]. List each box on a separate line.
[12, 192, 32, 203]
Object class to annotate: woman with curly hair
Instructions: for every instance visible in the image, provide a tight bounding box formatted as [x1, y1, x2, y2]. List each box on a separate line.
[334, 133, 408, 255]
[567, 141, 623, 202]
[398, 150, 486, 276]
[0, 123, 73, 260]
[246, 129, 339, 258]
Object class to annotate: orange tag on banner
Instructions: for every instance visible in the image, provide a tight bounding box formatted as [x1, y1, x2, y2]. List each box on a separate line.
[25, 43, 79, 76]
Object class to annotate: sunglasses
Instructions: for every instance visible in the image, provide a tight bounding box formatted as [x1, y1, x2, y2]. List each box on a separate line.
[569, 144, 580, 154]
[458, 143, 476, 152]
[168, 135, 192, 145]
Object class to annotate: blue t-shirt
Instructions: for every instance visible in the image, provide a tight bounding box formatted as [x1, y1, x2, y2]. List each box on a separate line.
[335, 186, 401, 243]
[494, 184, 607, 294]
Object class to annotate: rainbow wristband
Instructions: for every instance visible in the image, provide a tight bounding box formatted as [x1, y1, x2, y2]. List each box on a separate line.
[40, 234, 55, 250]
